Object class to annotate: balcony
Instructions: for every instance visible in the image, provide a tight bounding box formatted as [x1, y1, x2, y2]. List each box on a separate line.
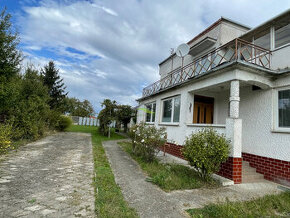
[142, 38, 271, 97]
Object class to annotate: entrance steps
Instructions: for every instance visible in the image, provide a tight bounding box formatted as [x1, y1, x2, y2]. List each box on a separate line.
[242, 161, 266, 183]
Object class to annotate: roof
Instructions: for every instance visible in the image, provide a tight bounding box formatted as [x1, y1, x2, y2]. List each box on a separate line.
[159, 17, 250, 66]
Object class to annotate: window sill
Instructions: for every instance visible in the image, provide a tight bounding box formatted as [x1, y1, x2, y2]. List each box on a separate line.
[158, 123, 179, 126]
[186, 123, 226, 128]
[271, 128, 290, 134]
[145, 122, 155, 125]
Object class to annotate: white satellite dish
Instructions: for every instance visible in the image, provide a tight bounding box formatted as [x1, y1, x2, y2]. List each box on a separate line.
[176, 43, 190, 57]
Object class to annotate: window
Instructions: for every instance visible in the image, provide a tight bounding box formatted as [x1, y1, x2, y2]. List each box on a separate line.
[254, 30, 270, 50]
[278, 89, 290, 128]
[162, 96, 181, 123]
[193, 95, 214, 124]
[275, 23, 290, 48]
[145, 102, 156, 123]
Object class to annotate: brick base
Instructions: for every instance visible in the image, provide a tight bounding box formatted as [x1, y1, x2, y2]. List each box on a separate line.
[242, 152, 290, 185]
[160, 142, 184, 159]
[160, 142, 243, 184]
[217, 157, 242, 184]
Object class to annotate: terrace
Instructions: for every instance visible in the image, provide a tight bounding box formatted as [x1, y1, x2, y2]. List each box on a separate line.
[142, 38, 271, 98]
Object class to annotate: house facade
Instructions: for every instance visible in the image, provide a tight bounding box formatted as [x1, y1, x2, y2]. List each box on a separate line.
[136, 10, 290, 185]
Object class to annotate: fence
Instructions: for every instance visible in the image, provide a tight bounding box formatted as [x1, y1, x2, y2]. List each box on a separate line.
[71, 116, 116, 128]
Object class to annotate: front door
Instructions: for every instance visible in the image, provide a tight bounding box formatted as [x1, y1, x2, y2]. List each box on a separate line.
[193, 95, 214, 124]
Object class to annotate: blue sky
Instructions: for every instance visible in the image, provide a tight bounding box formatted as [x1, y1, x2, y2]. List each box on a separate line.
[1, 0, 290, 113]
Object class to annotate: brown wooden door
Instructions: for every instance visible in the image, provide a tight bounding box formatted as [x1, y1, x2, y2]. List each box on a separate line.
[193, 102, 213, 124]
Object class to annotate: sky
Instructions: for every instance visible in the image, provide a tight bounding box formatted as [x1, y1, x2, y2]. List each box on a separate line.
[1, 0, 290, 113]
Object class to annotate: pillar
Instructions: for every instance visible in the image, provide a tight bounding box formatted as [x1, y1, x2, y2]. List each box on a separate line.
[218, 80, 243, 184]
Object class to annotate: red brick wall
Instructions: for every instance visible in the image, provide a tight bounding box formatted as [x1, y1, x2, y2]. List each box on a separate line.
[160, 142, 243, 184]
[242, 152, 290, 185]
[217, 157, 242, 184]
[160, 142, 184, 159]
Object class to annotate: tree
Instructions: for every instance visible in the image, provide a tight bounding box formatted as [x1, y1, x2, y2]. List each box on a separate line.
[41, 61, 67, 111]
[63, 97, 95, 117]
[0, 9, 22, 81]
[98, 99, 117, 136]
[116, 105, 133, 133]
[0, 9, 22, 121]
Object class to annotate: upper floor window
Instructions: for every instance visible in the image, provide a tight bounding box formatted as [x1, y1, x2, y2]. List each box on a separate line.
[145, 102, 156, 123]
[162, 96, 181, 123]
[275, 23, 290, 48]
[254, 29, 270, 50]
[278, 89, 290, 128]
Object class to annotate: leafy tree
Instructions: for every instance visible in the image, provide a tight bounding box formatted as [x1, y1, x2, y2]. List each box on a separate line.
[98, 99, 117, 136]
[41, 61, 67, 111]
[116, 105, 133, 133]
[63, 97, 95, 117]
[0, 9, 22, 81]
[11, 66, 51, 140]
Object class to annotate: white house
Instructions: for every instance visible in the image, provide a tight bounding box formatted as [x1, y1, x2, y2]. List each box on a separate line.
[137, 10, 290, 185]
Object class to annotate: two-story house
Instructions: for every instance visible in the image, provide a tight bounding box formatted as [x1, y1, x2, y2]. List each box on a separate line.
[137, 10, 290, 185]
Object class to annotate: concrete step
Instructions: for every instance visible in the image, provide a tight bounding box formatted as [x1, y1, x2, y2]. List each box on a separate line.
[242, 161, 266, 183]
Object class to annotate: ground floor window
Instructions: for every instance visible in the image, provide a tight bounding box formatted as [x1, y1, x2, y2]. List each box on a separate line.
[145, 102, 156, 123]
[162, 95, 181, 123]
[193, 95, 214, 124]
[278, 89, 290, 127]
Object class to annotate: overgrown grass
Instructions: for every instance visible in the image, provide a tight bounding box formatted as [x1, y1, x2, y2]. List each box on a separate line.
[66, 125, 138, 218]
[187, 191, 290, 217]
[118, 141, 219, 192]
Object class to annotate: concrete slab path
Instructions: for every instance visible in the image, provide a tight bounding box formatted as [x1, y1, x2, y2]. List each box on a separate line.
[103, 139, 283, 218]
[0, 132, 95, 218]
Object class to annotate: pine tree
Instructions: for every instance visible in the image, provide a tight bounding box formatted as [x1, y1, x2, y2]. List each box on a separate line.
[41, 61, 67, 111]
[0, 9, 22, 80]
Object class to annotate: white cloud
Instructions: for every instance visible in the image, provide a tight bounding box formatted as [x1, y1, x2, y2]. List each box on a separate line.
[17, 0, 290, 112]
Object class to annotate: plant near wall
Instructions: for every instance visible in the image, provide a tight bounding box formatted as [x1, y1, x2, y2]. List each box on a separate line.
[182, 128, 230, 180]
[129, 122, 167, 162]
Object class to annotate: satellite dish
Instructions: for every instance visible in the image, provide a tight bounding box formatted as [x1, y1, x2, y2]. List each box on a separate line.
[176, 43, 190, 57]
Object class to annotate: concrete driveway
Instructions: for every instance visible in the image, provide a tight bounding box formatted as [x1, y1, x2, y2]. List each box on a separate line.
[0, 132, 95, 218]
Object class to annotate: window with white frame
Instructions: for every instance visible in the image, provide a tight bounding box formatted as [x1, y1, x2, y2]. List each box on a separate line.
[275, 23, 290, 48]
[145, 102, 156, 123]
[278, 89, 290, 128]
[162, 96, 181, 123]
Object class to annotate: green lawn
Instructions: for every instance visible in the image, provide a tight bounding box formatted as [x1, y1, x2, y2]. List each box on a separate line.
[187, 191, 290, 218]
[118, 141, 219, 192]
[66, 125, 138, 218]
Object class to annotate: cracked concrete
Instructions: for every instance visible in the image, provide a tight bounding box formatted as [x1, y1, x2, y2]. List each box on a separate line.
[0, 132, 95, 218]
[103, 139, 283, 218]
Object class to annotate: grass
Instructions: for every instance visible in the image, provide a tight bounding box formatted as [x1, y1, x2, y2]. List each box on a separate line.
[66, 125, 138, 218]
[187, 191, 290, 218]
[118, 141, 219, 192]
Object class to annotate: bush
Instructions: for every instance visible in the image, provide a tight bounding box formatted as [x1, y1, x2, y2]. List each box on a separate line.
[57, 115, 72, 131]
[182, 128, 230, 180]
[0, 123, 13, 154]
[129, 122, 167, 162]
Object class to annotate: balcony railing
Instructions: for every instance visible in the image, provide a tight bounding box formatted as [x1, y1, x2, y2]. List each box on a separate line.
[142, 38, 271, 97]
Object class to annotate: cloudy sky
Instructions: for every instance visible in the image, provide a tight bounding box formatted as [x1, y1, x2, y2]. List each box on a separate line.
[2, 0, 290, 113]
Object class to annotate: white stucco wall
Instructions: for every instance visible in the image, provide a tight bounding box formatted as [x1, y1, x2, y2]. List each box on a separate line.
[271, 44, 290, 70]
[240, 86, 290, 161]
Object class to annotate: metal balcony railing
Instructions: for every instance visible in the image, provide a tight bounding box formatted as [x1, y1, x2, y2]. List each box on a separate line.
[142, 38, 271, 97]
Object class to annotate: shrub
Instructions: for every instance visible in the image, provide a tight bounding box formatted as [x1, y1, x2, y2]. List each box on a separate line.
[57, 115, 72, 131]
[0, 123, 13, 154]
[129, 122, 167, 162]
[182, 128, 230, 180]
